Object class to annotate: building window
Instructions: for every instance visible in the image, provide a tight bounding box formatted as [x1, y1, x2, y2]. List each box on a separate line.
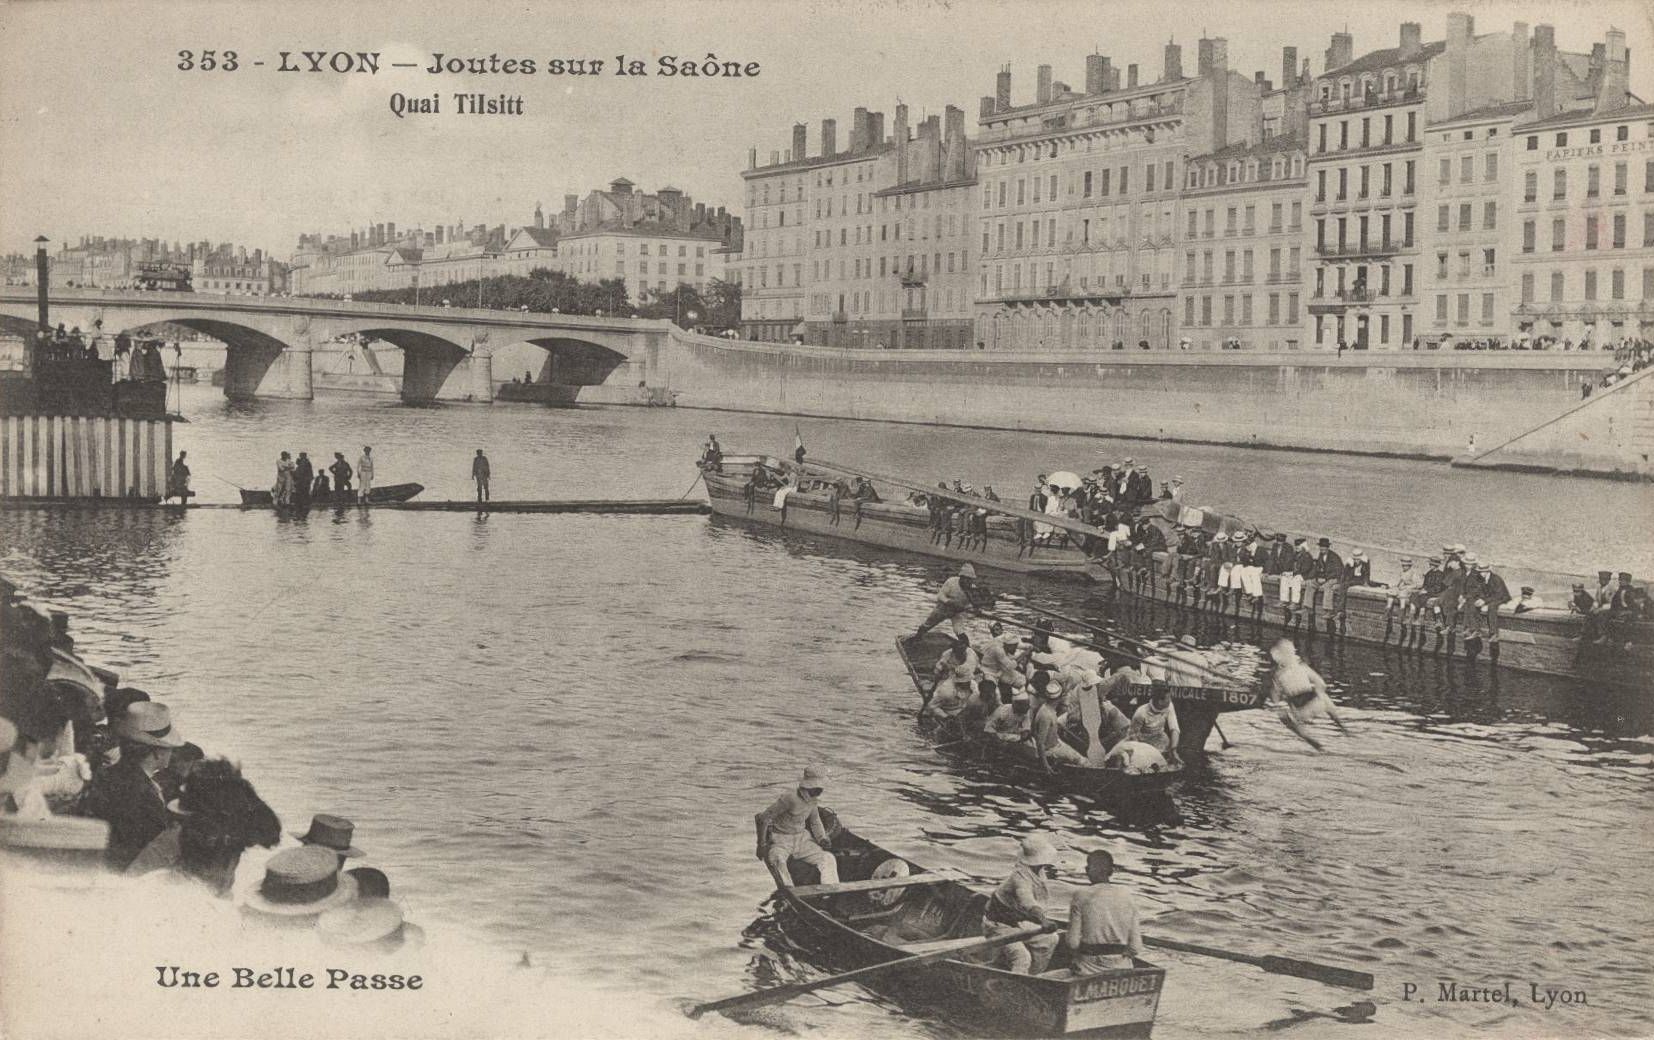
[1552, 217, 1566, 251]
[1460, 155, 1474, 184]
[1437, 205, 1450, 233]
[1587, 165, 1601, 198]
[1586, 215, 1599, 250]
[1524, 170, 1537, 202]
[1520, 272, 1534, 303]
[1584, 270, 1597, 301]
[1485, 152, 1498, 181]
[1458, 203, 1472, 231]
[1613, 214, 1626, 249]
[1614, 162, 1628, 196]
[1438, 158, 1451, 185]
[1483, 202, 1496, 230]
[1554, 169, 1567, 199]
[1612, 267, 1625, 299]
[1550, 271, 1563, 301]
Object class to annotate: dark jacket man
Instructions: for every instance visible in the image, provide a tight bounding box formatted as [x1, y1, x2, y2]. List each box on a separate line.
[293, 454, 315, 503]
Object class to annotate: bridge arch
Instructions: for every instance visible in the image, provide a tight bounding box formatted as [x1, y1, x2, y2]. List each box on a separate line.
[520, 336, 633, 387]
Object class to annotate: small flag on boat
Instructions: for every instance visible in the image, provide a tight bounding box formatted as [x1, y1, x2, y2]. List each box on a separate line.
[794, 424, 805, 461]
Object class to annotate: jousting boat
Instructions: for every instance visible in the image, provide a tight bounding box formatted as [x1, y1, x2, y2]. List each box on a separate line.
[237, 482, 425, 507]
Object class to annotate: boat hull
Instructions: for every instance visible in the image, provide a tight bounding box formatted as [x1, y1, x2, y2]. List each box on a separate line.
[704, 462, 1095, 579]
[238, 482, 425, 507]
[775, 829, 1165, 1038]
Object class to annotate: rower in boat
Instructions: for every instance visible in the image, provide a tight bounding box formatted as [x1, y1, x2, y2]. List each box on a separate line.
[928, 634, 979, 716]
[755, 766, 838, 888]
[1030, 674, 1087, 769]
[979, 623, 1026, 704]
[983, 834, 1062, 975]
[983, 691, 1034, 743]
[1266, 639, 1348, 752]
[912, 564, 980, 641]
[1126, 688, 1182, 767]
[1064, 849, 1144, 975]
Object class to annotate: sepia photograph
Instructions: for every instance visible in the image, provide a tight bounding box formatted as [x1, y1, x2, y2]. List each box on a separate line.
[0, 0, 1650, 1037]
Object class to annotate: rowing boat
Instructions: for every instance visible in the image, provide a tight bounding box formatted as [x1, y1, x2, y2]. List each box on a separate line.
[897, 630, 1263, 761]
[701, 454, 1100, 578]
[773, 824, 1166, 1037]
[238, 482, 425, 507]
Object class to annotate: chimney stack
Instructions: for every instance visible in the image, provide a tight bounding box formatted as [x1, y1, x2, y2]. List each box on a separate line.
[1202, 37, 1231, 149]
[769, 150, 780, 165]
[1282, 46, 1297, 87]
[895, 104, 911, 182]
[1036, 64, 1053, 104]
[822, 118, 837, 155]
[1108, 66, 1121, 91]
[851, 107, 870, 151]
[1596, 28, 1630, 113]
[1511, 22, 1531, 100]
[1400, 22, 1422, 57]
[944, 104, 968, 180]
[1164, 42, 1183, 81]
[996, 66, 1012, 109]
[980, 95, 996, 118]
[1127, 63, 1139, 88]
[791, 123, 807, 162]
[747, 146, 757, 169]
[1326, 31, 1353, 71]
[1588, 43, 1606, 92]
[1087, 53, 1107, 93]
[1532, 24, 1557, 117]
[1446, 13, 1474, 116]
[868, 110, 885, 147]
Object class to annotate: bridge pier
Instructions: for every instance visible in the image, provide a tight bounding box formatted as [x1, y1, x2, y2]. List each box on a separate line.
[223, 345, 313, 401]
[402, 348, 493, 404]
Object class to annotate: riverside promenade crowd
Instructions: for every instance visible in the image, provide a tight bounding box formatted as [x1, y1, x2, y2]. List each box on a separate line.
[0, 576, 422, 953]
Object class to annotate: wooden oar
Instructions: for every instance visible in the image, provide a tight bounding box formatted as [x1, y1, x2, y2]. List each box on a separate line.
[1143, 935, 1374, 991]
[1018, 603, 1243, 688]
[893, 636, 938, 718]
[687, 923, 1058, 1019]
[976, 611, 1177, 683]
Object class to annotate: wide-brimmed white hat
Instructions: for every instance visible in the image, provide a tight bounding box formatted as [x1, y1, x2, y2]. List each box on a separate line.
[1017, 834, 1059, 867]
[318, 898, 412, 947]
[800, 765, 830, 789]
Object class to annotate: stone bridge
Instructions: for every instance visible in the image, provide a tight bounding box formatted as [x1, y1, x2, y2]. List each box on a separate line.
[0, 288, 673, 403]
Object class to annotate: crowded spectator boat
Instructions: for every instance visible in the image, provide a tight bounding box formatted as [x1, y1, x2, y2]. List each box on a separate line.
[1111, 499, 1654, 690]
[699, 453, 1102, 578]
[770, 821, 1166, 1038]
[236, 482, 425, 507]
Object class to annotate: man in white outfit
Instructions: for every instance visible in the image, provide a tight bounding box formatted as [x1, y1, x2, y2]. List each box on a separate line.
[357, 446, 374, 503]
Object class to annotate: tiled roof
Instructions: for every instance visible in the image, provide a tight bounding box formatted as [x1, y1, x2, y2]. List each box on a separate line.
[1327, 41, 1445, 79]
[1428, 100, 1535, 127]
[511, 227, 559, 248]
[1514, 100, 1654, 132]
[1190, 133, 1306, 163]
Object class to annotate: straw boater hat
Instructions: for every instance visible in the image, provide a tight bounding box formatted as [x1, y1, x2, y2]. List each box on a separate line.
[317, 898, 424, 951]
[242, 846, 359, 917]
[292, 814, 365, 858]
[114, 702, 185, 748]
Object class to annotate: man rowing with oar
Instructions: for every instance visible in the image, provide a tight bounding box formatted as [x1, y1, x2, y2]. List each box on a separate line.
[1064, 849, 1143, 975]
[912, 563, 980, 641]
[1266, 639, 1348, 752]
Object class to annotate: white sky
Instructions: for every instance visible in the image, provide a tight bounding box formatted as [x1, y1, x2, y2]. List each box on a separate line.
[2, 0, 1649, 256]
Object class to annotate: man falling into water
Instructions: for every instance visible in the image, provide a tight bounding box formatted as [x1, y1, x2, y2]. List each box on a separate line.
[1266, 639, 1348, 751]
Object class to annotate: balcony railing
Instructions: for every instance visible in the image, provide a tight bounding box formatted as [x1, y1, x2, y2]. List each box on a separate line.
[1309, 85, 1423, 117]
[1314, 240, 1407, 259]
[1310, 287, 1374, 306]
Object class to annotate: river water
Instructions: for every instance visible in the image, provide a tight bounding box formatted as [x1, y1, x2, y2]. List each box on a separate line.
[2, 384, 1651, 1039]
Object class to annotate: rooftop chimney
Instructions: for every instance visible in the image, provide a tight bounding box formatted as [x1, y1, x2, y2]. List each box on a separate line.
[822, 118, 837, 155]
[944, 104, 968, 180]
[1446, 13, 1473, 116]
[747, 146, 757, 169]
[1164, 42, 1183, 81]
[980, 95, 996, 118]
[1282, 46, 1297, 87]
[1596, 28, 1630, 113]
[1037, 64, 1054, 104]
[1326, 31, 1353, 72]
[1511, 22, 1531, 101]
[1399, 22, 1422, 57]
[868, 111, 885, 147]
[769, 150, 780, 165]
[895, 104, 911, 182]
[1087, 53, 1107, 94]
[996, 66, 1012, 110]
[1127, 63, 1139, 88]
[1533, 24, 1557, 118]
[851, 106, 871, 151]
[791, 122, 807, 162]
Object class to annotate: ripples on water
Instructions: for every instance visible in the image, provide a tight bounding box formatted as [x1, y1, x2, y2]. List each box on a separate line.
[1, 386, 1650, 1039]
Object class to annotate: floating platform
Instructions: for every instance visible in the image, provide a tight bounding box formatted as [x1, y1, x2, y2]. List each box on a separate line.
[0, 496, 709, 515]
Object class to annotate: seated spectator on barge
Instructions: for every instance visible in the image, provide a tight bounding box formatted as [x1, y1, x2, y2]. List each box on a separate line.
[125, 758, 281, 897]
[84, 702, 187, 870]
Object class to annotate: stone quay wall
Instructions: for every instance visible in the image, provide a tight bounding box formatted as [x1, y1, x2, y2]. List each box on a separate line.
[651, 333, 1648, 477]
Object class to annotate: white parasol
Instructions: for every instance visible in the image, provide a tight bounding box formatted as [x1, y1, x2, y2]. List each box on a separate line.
[1045, 471, 1082, 491]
